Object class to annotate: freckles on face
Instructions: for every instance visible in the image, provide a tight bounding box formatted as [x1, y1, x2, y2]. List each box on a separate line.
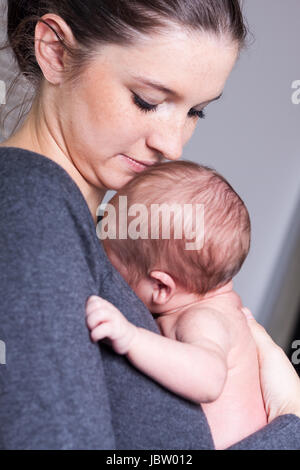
[61, 28, 238, 190]
[64, 60, 146, 189]
[68, 62, 140, 152]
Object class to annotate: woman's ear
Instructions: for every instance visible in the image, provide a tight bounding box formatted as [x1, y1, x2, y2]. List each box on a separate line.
[150, 271, 176, 306]
[34, 14, 76, 85]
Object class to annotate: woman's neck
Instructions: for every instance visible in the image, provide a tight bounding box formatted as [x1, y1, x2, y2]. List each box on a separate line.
[1, 97, 105, 225]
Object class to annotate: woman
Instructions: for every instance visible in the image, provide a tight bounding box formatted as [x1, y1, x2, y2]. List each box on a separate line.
[0, 0, 300, 450]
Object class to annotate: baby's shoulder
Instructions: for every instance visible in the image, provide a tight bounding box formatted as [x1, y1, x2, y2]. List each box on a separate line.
[172, 305, 232, 357]
[175, 303, 249, 353]
[190, 296, 249, 333]
[178, 303, 229, 326]
[175, 304, 230, 339]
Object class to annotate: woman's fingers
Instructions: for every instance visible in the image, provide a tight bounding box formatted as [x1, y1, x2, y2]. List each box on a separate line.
[242, 307, 300, 421]
[241, 307, 253, 320]
[242, 307, 277, 353]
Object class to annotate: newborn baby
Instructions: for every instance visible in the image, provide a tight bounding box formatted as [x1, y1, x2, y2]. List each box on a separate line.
[86, 160, 267, 449]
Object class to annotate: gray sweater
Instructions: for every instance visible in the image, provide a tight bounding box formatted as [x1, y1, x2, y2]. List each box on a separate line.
[0, 147, 299, 450]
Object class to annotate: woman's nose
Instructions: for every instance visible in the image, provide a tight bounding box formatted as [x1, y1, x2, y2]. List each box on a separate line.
[146, 119, 187, 161]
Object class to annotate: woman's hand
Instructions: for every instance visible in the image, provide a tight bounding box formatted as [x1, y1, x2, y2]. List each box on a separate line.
[86, 296, 138, 355]
[243, 307, 300, 422]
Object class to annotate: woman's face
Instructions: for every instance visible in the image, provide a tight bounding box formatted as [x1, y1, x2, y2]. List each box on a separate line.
[58, 28, 238, 191]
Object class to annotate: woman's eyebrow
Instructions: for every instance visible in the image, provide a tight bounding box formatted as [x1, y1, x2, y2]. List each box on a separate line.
[131, 75, 223, 104]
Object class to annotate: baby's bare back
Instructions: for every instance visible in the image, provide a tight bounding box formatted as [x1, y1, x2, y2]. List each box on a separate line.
[198, 300, 267, 449]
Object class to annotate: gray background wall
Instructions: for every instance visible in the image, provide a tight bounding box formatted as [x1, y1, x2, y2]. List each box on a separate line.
[184, 0, 300, 350]
[0, 0, 299, 350]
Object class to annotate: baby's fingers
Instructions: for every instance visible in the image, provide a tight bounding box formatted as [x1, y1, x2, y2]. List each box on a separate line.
[86, 295, 113, 313]
[86, 310, 110, 330]
[90, 322, 112, 343]
[86, 295, 114, 317]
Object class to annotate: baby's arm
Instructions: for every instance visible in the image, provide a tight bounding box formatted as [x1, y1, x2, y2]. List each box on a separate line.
[86, 296, 231, 404]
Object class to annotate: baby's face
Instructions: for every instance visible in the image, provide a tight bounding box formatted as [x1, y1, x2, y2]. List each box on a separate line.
[104, 244, 153, 309]
[128, 278, 154, 310]
[103, 242, 203, 316]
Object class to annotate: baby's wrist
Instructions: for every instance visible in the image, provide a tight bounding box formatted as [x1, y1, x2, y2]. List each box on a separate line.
[125, 323, 139, 353]
[125, 324, 140, 356]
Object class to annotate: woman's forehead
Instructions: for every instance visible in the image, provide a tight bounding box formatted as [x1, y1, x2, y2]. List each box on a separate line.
[93, 29, 238, 105]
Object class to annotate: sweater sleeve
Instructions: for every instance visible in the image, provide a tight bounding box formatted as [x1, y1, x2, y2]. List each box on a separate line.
[0, 151, 115, 449]
[228, 415, 300, 450]
[1, 149, 299, 450]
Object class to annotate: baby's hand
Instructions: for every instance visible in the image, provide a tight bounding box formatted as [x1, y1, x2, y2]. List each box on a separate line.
[86, 296, 138, 355]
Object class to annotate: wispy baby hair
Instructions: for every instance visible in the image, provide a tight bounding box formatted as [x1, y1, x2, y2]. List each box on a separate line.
[102, 160, 251, 295]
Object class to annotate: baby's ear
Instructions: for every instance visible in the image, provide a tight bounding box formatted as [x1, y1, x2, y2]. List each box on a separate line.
[150, 271, 176, 305]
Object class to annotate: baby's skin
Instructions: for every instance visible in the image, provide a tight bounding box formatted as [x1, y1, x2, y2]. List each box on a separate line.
[86, 280, 267, 449]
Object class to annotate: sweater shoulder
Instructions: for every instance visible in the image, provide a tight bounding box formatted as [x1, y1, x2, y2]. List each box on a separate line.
[0, 146, 107, 282]
[0, 146, 96, 234]
[0, 146, 84, 206]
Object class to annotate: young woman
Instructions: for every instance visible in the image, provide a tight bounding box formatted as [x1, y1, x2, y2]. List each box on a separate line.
[1, 0, 300, 449]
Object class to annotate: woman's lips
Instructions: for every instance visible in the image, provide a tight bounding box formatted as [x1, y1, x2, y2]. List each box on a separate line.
[118, 154, 155, 173]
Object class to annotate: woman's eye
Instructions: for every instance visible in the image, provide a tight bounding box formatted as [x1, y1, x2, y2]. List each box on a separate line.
[188, 108, 206, 119]
[132, 92, 206, 119]
[132, 93, 158, 113]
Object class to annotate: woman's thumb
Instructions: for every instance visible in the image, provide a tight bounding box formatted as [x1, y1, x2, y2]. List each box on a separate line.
[242, 307, 276, 354]
[242, 307, 254, 320]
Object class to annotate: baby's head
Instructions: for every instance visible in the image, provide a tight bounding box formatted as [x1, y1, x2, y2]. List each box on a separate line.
[99, 161, 250, 314]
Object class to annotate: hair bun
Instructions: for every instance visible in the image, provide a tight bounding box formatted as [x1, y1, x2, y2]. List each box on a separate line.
[7, 0, 42, 78]
[7, 0, 36, 36]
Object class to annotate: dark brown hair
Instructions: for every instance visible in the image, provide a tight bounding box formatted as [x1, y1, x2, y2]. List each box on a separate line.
[6, 0, 247, 83]
[1, 0, 247, 136]
[102, 160, 251, 295]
